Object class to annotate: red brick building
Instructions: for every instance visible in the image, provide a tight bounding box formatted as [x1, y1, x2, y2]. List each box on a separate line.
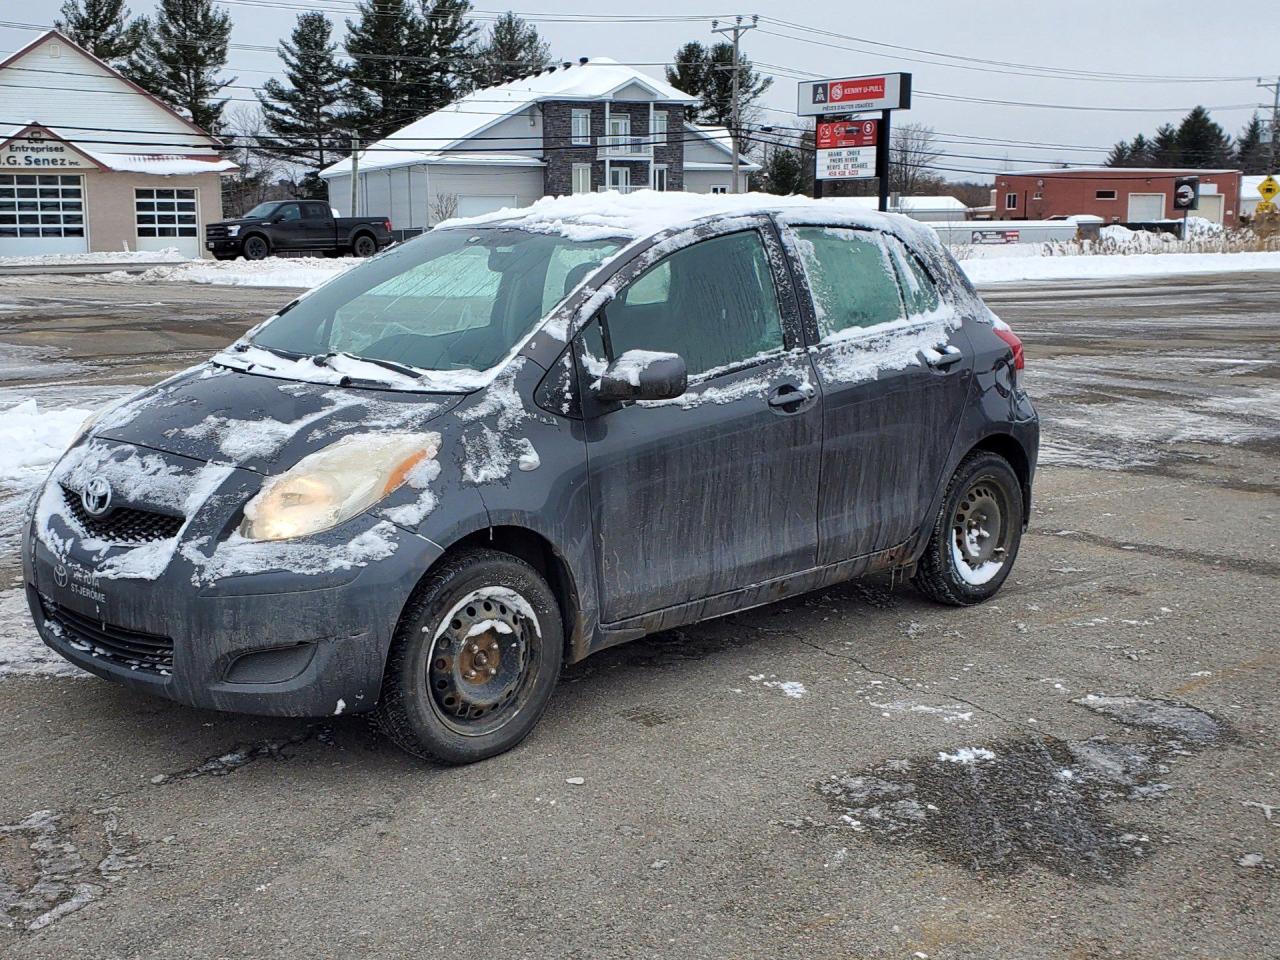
[993, 168, 1242, 226]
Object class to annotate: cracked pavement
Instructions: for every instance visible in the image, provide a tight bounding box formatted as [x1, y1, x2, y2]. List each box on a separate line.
[0, 272, 1277, 958]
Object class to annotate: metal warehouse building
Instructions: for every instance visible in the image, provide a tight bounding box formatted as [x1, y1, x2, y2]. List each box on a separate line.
[0, 30, 235, 258]
[994, 167, 1243, 226]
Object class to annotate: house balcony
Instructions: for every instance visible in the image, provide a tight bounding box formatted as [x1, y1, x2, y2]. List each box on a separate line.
[597, 135, 653, 160]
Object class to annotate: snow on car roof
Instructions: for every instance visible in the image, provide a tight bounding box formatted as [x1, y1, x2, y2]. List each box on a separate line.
[437, 190, 945, 246]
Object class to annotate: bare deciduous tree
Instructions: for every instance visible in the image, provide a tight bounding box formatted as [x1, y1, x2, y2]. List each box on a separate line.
[430, 192, 459, 224]
[890, 123, 944, 195]
[220, 104, 293, 216]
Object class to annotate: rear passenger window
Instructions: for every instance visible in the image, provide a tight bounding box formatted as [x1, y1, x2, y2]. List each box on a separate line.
[886, 237, 942, 316]
[605, 231, 784, 377]
[792, 227, 905, 338]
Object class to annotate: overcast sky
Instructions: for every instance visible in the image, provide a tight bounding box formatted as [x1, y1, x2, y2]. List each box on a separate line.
[5, 0, 1277, 179]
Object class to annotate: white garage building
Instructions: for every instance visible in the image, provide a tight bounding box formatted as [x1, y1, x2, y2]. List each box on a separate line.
[0, 29, 235, 258]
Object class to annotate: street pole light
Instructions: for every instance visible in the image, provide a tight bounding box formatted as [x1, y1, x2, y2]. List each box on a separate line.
[712, 15, 758, 194]
[349, 132, 360, 217]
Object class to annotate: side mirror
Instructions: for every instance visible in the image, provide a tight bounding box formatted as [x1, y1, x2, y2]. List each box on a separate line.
[595, 350, 687, 402]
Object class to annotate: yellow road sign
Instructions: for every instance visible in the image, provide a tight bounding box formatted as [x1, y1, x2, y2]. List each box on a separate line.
[1257, 199, 1276, 214]
[1258, 176, 1280, 201]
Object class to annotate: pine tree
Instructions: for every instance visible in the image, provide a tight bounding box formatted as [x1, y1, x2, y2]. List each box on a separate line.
[343, 0, 418, 138]
[665, 40, 771, 128]
[470, 11, 550, 89]
[1234, 114, 1268, 174]
[1150, 124, 1181, 166]
[758, 147, 805, 195]
[56, 0, 145, 66]
[403, 0, 477, 118]
[1106, 140, 1132, 167]
[1128, 133, 1152, 166]
[129, 0, 234, 133]
[257, 12, 346, 173]
[1175, 106, 1232, 168]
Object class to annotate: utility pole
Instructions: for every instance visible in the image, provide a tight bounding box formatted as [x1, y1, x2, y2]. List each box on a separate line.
[712, 15, 758, 194]
[350, 134, 360, 217]
[1260, 77, 1280, 173]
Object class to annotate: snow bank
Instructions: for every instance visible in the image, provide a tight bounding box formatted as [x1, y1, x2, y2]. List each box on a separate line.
[106, 256, 358, 289]
[0, 589, 84, 677]
[0, 248, 188, 267]
[960, 250, 1280, 285]
[0, 400, 91, 484]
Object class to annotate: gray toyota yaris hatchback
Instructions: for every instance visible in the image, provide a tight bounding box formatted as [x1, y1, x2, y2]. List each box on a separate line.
[25, 193, 1037, 764]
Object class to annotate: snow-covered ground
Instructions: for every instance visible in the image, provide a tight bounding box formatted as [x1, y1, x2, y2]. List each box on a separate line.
[104, 256, 356, 289]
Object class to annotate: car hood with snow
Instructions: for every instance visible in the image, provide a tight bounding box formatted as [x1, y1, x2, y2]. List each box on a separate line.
[92, 361, 465, 475]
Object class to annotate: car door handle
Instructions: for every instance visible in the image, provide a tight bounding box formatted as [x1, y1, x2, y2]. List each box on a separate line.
[924, 345, 964, 371]
[766, 382, 816, 413]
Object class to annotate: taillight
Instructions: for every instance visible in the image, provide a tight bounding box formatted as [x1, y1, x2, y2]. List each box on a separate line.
[384, 219, 393, 232]
[993, 325, 1024, 390]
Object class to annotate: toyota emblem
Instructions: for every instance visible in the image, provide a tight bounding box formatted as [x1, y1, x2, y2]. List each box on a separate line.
[81, 476, 112, 517]
[54, 563, 68, 588]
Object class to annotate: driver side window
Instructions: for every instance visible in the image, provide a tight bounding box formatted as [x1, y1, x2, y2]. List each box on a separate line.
[604, 230, 784, 378]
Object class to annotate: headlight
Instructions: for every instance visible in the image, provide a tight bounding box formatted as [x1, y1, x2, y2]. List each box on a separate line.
[239, 432, 441, 541]
[227, 225, 241, 237]
[67, 410, 101, 449]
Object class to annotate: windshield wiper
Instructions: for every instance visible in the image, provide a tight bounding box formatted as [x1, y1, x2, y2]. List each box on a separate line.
[317, 351, 424, 381]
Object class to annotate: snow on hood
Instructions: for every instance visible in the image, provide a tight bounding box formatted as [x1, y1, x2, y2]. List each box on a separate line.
[91, 363, 462, 474]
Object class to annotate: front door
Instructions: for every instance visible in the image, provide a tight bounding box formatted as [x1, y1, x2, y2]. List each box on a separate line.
[577, 221, 821, 623]
[271, 202, 308, 250]
[782, 225, 972, 565]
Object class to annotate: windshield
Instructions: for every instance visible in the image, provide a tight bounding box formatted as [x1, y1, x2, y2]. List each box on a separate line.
[250, 228, 622, 377]
[243, 202, 282, 219]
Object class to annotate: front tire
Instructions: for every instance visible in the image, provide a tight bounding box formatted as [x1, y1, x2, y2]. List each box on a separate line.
[242, 234, 270, 261]
[375, 549, 563, 765]
[913, 451, 1024, 606]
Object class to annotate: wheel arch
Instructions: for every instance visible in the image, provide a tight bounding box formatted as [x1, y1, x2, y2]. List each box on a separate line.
[427, 525, 583, 664]
[968, 432, 1032, 520]
[241, 230, 271, 255]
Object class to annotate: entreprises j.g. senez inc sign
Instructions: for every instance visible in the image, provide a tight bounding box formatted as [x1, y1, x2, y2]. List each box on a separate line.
[797, 73, 912, 117]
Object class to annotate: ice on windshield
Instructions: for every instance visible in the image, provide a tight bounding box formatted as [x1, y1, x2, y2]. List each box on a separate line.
[247, 229, 621, 390]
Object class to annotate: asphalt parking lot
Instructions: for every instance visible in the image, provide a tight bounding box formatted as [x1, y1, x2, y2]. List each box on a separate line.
[0, 271, 1276, 959]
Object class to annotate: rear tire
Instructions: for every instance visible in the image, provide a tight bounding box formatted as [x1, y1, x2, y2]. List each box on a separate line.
[375, 548, 563, 765]
[913, 451, 1024, 606]
[352, 233, 377, 257]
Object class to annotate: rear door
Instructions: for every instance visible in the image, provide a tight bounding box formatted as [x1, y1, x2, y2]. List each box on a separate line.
[577, 220, 821, 623]
[302, 201, 334, 247]
[782, 225, 971, 565]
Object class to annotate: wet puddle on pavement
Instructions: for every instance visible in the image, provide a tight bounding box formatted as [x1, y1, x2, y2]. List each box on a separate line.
[814, 696, 1228, 880]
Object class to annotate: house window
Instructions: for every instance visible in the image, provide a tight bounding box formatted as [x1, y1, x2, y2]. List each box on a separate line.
[135, 188, 197, 238]
[609, 166, 630, 192]
[1032, 191, 1043, 201]
[710, 185, 729, 195]
[652, 110, 668, 140]
[571, 109, 591, 145]
[1096, 190, 1117, 200]
[571, 163, 592, 195]
[1004, 192, 1018, 210]
[652, 164, 668, 192]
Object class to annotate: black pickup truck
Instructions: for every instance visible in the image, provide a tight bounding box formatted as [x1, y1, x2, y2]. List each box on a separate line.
[205, 200, 394, 260]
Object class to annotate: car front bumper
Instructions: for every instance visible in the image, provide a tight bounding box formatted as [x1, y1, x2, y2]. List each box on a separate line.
[205, 237, 242, 255]
[23, 515, 442, 717]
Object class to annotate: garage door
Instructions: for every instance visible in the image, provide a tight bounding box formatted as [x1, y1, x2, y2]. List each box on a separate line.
[135, 188, 200, 259]
[455, 195, 519, 219]
[1127, 193, 1166, 221]
[0, 174, 88, 257]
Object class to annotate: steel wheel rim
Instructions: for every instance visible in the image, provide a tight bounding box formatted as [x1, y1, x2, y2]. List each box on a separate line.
[427, 590, 538, 737]
[950, 478, 1013, 584]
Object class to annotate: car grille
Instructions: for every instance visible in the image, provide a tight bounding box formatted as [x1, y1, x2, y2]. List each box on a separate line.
[60, 485, 184, 544]
[40, 595, 174, 674]
[205, 224, 229, 240]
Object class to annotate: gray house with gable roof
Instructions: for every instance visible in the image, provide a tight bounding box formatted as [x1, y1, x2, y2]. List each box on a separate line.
[320, 57, 760, 230]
